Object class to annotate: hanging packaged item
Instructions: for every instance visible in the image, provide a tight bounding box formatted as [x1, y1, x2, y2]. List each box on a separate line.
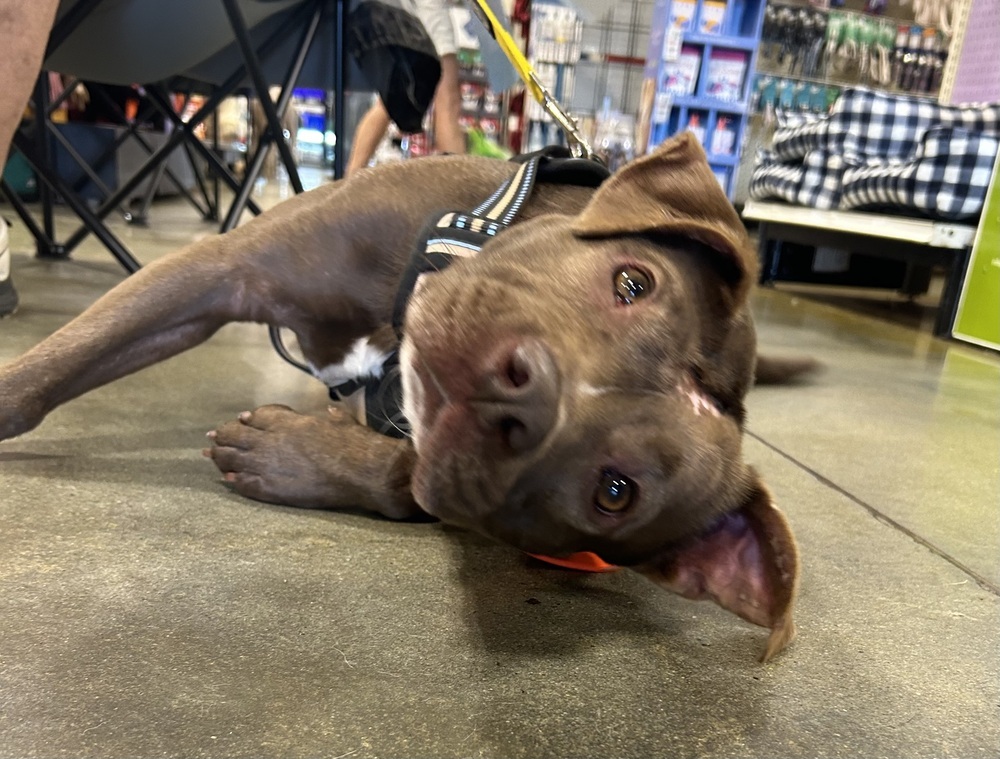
[698, 1, 727, 35]
[686, 112, 706, 144]
[669, 0, 698, 31]
[710, 116, 736, 155]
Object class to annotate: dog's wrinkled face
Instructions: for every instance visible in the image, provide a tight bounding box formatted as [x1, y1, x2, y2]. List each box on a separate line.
[401, 219, 754, 564]
[401, 134, 799, 660]
[401, 133, 759, 561]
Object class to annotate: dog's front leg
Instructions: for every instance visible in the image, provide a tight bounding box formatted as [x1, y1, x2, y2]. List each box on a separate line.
[0, 182, 365, 441]
[206, 404, 422, 519]
[0, 238, 235, 440]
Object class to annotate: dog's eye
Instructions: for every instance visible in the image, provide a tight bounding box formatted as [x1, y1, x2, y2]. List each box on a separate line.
[594, 469, 637, 514]
[614, 267, 652, 304]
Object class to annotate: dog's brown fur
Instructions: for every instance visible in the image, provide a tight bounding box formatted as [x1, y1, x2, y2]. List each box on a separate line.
[0, 134, 799, 661]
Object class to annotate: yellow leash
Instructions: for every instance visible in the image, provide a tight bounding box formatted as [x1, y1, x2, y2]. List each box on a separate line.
[469, 0, 594, 159]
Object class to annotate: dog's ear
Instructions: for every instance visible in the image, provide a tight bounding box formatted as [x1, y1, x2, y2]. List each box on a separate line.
[572, 132, 757, 307]
[635, 475, 799, 662]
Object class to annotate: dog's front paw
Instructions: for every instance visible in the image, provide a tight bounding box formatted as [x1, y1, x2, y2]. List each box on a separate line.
[205, 404, 351, 508]
[0, 385, 47, 442]
[204, 404, 421, 518]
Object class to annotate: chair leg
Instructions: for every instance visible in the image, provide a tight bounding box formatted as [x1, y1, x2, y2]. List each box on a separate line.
[86, 87, 213, 221]
[1, 178, 51, 251]
[31, 75, 57, 254]
[145, 86, 264, 216]
[221, 1, 323, 232]
[12, 130, 141, 272]
[19, 0, 322, 272]
[333, 0, 347, 180]
[221, 0, 303, 194]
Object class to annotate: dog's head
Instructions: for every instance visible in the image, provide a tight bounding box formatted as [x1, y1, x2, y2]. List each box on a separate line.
[401, 134, 797, 660]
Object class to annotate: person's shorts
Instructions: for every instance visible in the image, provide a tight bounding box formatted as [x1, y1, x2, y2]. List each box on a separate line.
[405, 0, 457, 57]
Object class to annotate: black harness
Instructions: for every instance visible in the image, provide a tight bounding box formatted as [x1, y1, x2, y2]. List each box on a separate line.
[276, 148, 610, 439]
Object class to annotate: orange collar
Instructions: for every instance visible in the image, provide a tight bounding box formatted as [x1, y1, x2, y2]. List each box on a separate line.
[528, 551, 619, 573]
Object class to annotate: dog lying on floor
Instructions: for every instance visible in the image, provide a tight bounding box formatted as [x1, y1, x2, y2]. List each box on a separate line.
[0, 133, 804, 661]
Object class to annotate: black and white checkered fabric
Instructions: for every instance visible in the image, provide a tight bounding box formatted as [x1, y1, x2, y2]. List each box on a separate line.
[750, 88, 1000, 220]
[752, 148, 846, 208]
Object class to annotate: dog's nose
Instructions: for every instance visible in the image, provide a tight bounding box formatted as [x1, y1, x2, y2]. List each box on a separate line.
[471, 338, 560, 453]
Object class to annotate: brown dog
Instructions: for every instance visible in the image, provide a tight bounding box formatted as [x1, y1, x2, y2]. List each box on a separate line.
[0, 133, 799, 661]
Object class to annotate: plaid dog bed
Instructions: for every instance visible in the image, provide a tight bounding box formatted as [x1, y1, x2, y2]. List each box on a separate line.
[750, 88, 1000, 220]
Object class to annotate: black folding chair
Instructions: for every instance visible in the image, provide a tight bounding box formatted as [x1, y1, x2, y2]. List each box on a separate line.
[2, 0, 355, 273]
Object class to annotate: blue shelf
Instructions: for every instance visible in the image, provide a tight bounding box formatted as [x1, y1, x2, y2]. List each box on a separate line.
[683, 32, 758, 51]
[673, 95, 748, 113]
[707, 154, 739, 166]
[642, 0, 767, 200]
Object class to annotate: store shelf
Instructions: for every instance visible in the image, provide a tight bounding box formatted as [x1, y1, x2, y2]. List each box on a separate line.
[754, 68, 941, 102]
[704, 152, 739, 166]
[683, 32, 759, 51]
[742, 200, 977, 249]
[757, 0, 952, 102]
[642, 0, 768, 200]
[673, 95, 748, 112]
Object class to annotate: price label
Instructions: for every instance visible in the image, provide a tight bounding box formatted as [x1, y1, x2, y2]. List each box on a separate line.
[662, 26, 683, 61]
[653, 91, 673, 122]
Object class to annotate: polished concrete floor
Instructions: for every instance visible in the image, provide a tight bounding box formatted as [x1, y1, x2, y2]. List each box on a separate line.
[1, 180, 998, 758]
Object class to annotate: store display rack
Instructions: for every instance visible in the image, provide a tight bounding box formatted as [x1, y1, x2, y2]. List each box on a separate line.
[755, 0, 953, 101]
[523, 1, 583, 151]
[641, 0, 768, 199]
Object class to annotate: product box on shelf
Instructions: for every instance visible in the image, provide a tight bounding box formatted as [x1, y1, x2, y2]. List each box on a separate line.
[479, 116, 501, 138]
[706, 49, 749, 101]
[460, 82, 484, 113]
[698, 1, 727, 35]
[661, 45, 702, 96]
[669, 0, 697, 31]
[709, 116, 736, 155]
[684, 111, 707, 144]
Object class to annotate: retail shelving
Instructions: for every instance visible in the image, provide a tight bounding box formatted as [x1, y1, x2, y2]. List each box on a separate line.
[641, 0, 768, 199]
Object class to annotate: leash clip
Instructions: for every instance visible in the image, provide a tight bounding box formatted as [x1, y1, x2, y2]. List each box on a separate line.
[470, 0, 594, 159]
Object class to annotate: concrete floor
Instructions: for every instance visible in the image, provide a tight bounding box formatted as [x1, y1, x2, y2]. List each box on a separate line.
[1, 184, 998, 758]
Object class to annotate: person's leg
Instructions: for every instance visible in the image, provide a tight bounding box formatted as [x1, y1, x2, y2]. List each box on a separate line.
[431, 53, 465, 155]
[0, 0, 61, 316]
[345, 98, 392, 176]
[408, 0, 464, 156]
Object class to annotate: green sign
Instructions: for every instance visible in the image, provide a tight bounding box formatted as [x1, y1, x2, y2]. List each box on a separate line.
[953, 153, 1000, 351]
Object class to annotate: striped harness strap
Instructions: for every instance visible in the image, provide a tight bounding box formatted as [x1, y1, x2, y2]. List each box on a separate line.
[329, 154, 545, 439]
[389, 155, 543, 339]
[305, 148, 609, 438]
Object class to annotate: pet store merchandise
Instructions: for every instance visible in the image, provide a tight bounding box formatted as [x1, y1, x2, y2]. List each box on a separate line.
[747, 0, 992, 215]
[521, 1, 584, 151]
[640, 0, 769, 198]
[736, 0, 965, 204]
[742, 0, 1000, 341]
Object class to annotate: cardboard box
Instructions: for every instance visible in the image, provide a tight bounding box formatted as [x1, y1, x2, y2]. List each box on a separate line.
[661, 45, 701, 96]
[706, 49, 748, 101]
[699, 1, 727, 35]
[669, 0, 697, 31]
